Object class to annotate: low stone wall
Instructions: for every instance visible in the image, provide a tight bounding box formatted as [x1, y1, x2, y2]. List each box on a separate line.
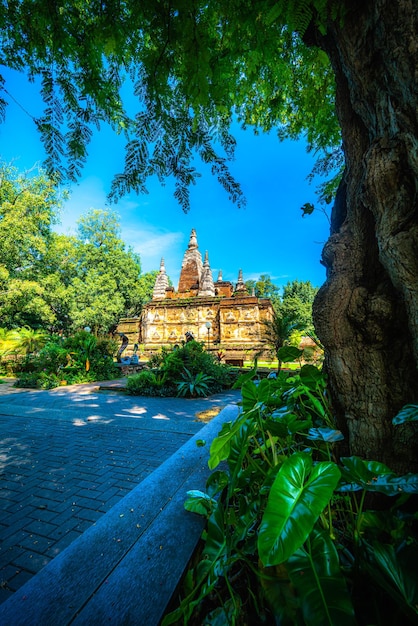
[0, 404, 239, 625]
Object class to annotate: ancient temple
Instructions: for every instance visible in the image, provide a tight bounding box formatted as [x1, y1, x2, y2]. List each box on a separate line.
[117, 229, 274, 363]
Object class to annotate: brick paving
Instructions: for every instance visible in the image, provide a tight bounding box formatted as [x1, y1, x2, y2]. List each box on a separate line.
[0, 380, 240, 603]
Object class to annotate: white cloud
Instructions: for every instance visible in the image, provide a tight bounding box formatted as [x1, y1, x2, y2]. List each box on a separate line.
[122, 227, 184, 281]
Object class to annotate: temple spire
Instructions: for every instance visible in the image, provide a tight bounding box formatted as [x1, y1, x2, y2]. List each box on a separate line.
[199, 250, 215, 296]
[235, 268, 247, 293]
[178, 228, 203, 292]
[152, 258, 169, 299]
[188, 228, 198, 249]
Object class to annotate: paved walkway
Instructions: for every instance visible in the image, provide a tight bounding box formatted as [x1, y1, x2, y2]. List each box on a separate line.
[0, 379, 240, 604]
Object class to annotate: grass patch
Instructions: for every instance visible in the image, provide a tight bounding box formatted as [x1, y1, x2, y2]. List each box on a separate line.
[242, 361, 300, 370]
[195, 406, 224, 423]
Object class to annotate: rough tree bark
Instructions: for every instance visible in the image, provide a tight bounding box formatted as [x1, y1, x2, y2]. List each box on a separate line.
[312, 0, 418, 472]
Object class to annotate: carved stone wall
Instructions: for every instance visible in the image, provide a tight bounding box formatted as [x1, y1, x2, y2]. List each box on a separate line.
[114, 296, 274, 362]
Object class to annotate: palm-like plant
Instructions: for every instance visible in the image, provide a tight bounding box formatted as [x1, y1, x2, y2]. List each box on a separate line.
[79, 335, 98, 372]
[13, 327, 48, 355]
[263, 310, 301, 371]
[0, 328, 16, 357]
[176, 368, 213, 397]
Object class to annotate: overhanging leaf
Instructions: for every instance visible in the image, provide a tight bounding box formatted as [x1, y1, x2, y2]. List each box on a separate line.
[307, 427, 344, 442]
[339, 456, 418, 495]
[299, 364, 323, 388]
[277, 345, 303, 363]
[392, 404, 418, 425]
[361, 542, 418, 621]
[206, 470, 229, 497]
[258, 453, 340, 566]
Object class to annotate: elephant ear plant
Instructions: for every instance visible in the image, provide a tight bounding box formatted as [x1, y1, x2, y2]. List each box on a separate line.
[163, 366, 418, 626]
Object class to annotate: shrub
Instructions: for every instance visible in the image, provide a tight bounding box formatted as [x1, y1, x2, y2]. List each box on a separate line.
[15, 371, 61, 389]
[126, 370, 171, 396]
[30, 340, 69, 375]
[176, 369, 213, 397]
[13, 331, 119, 388]
[128, 341, 234, 397]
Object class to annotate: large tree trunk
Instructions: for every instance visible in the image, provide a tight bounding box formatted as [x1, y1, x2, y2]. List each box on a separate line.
[312, 0, 418, 472]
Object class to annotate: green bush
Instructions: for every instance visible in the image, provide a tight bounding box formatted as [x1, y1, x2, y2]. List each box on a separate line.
[16, 371, 62, 389]
[29, 340, 69, 374]
[128, 341, 233, 397]
[14, 331, 119, 389]
[126, 370, 171, 396]
[176, 369, 213, 397]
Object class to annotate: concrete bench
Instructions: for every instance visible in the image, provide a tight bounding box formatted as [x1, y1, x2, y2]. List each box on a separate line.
[0, 404, 239, 625]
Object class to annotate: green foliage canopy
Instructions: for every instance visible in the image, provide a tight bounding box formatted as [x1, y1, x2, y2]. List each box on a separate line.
[0, 1, 342, 211]
[0, 164, 157, 332]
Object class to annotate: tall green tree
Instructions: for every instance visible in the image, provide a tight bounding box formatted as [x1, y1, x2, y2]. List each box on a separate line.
[69, 209, 143, 333]
[245, 274, 280, 301]
[280, 280, 318, 334]
[263, 310, 301, 371]
[0, 163, 61, 275]
[133, 270, 159, 316]
[282, 280, 318, 304]
[0, 163, 64, 327]
[0, 2, 416, 470]
[0, 167, 156, 332]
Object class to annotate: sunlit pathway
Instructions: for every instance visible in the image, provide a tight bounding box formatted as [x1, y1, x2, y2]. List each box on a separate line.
[0, 381, 240, 603]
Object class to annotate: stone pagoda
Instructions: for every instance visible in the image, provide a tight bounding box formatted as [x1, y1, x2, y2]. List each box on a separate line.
[117, 229, 274, 364]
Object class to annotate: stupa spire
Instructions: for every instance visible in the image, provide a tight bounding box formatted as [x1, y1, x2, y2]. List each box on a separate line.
[152, 258, 169, 299]
[188, 228, 198, 249]
[235, 268, 247, 293]
[178, 228, 203, 292]
[199, 250, 215, 297]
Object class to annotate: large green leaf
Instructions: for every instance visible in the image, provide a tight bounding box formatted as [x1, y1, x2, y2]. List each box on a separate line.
[241, 380, 259, 412]
[184, 490, 217, 516]
[265, 409, 301, 438]
[258, 453, 340, 566]
[287, 529, 356, 626]
[226, 419, 255, 487]
[232, 362, 258, 389]
[208, 413, 247, 470]
[392, 404, 418, 425]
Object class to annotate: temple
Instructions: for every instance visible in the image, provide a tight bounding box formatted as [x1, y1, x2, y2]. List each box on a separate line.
[117, 229, 274, 364]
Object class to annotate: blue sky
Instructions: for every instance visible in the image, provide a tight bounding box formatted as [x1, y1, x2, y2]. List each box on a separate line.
[0, 68, 330, 291]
